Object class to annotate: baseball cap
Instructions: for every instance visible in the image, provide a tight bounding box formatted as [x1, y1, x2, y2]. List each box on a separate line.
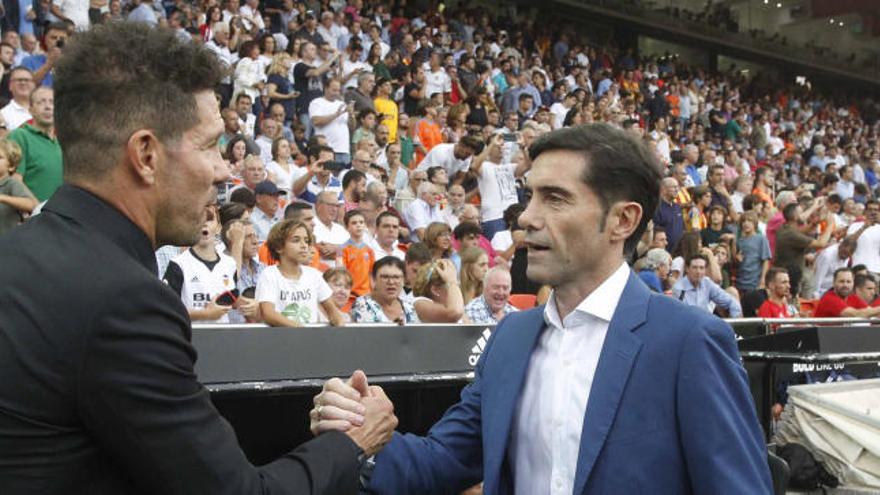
[255, 180, 287, 196]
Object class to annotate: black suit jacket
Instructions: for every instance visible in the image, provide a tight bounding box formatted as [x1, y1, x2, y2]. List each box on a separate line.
[0, 185, 360, 494]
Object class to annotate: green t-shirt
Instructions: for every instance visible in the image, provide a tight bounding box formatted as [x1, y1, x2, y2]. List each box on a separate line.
[399, 135, 415, 168]
[8, 123, 63, 202]
[0, 176, 33, 234]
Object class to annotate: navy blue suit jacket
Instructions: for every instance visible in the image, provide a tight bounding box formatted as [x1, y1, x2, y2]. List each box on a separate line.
[368, 273, 772, 494]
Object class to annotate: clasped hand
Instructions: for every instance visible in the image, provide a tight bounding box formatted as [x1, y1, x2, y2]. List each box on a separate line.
[310, 370, 398, 456]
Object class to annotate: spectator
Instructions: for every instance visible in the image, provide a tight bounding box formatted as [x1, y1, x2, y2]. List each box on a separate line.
[292, 144, 342, 203]
[266, 54, 297, 124]
[848, 273, 878, 309]
[774, 202, 834, 297]
[470, 134, 529, 240]
[0, 138, 37, 234]
[756, 267, 794, 319]
[341, 168, 367, 212]
[812, 238, 855, 299]
[321, 267, 353, 322]
[351, 256, 418, 324]
[312, 189, 349, 267]
[309, 78, 352, 164]
[423, 221, 460, 269]
[21, 23, 67, 87]
[672, 254, 742, 317]
[393, 167, 426, 214]
[344, 71, 376, 114]
[373, 77, 398, 143]
[254, 117, 280, 164]
[412, 258, 465, 323]
[293, 40, 338, 135]
[653, 176, 685, 254]
[846, 200, 880, 274]
[369, 211, 405, 260]
[459, 246, 490, 305]
[735, 211, 771, 292]
[1, 67, 34, 131]
[403, 181, 444, 241]
[464, 266, 518, 324]
[637, 247, 671, 293]
[257, 219, 345, 326]
[233, 40, 265, 105]
[220, 218, 262, 324]
[340, 209, 374, 297]
[250, 179, 285, 242]
[266, 137, 303, 192]
[8, 86, 62, 202]
[416, 135, 481, 185]
[163, 210, 238, 323]
[814, 268, 880, 318]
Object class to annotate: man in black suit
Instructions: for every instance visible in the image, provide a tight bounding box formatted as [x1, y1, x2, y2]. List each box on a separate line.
[0, 22, 397, 494]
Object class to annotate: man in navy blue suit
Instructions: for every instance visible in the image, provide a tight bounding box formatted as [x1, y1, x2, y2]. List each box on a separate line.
[311, 123, 773, 494]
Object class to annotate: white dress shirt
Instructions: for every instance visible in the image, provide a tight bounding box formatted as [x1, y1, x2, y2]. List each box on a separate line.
[510, 262, 630, 495]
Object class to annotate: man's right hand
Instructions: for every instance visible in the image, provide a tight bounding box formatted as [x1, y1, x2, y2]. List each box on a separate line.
[311, 370, 398, 456]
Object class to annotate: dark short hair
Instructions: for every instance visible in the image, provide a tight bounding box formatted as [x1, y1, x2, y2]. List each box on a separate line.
[686, 253, 709, 268]
[765, 266, 788, 286]
[405, 242, 433, 265]
[453, 221, 482, 240]
[55, 23, 224, 181]
[284, 201, 313, 219]
[343, 208, 365, 226]
[782, 202, 800, 222]
[854, 273, 876, 290]
[342, 169, 366, 190]
[307, 143, 335, 161]
[833, 267, 853, 281]
[229, 187, 256, 208]
[372, 255, 406, 278]
[376, 210, 399, 228]
[528, 124, 662, 256]
[219, 202, 248, 225]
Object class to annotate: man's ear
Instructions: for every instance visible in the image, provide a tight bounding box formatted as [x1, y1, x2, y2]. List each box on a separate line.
[125, 130, 163, 186]
[606, 201, 643, 244]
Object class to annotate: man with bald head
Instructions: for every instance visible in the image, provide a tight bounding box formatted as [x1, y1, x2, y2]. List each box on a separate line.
[464, 267, 518, 324]
[652, 176, 684, 254]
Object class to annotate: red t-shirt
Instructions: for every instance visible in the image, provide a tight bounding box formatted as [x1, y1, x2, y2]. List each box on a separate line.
[845, 294, 869, 309]
[757, 299, 790, 319]
[814, 290, 850, 317]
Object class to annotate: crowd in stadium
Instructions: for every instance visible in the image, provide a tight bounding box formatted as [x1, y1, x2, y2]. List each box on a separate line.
[1, 0, 879, 328]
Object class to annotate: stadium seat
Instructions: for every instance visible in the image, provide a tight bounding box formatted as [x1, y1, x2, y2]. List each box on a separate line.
[799, 299, 819, 317]
[768, 451, 790, 495]
[509, 294, 537, 310]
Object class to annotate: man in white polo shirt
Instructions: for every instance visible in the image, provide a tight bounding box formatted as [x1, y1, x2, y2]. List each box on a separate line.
[0, 67, 34, 131]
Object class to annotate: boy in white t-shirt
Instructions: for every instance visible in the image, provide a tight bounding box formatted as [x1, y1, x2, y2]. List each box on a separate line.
[256, 219, 346, 326]
[163, 211, 238, 323]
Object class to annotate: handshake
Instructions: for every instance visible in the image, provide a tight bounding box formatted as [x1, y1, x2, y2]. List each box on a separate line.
[310, 370, 398, 456]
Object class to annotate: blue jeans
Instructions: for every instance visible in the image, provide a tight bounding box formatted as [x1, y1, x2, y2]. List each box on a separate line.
[481, 218, 507, 243]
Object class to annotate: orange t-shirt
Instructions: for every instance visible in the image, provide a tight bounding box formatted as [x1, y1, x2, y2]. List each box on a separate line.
[414, 119, 443, 167]
[340, 240, 375, 296]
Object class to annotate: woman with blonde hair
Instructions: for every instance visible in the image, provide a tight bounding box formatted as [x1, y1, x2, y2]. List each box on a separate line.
[412, 259, 466, 323]
[443, 103, 469, 143]
[459, 246, 489, 305]
[266, 53, 297, 124]
[424, 222, 460, 270]
[266, 137, 300, 191]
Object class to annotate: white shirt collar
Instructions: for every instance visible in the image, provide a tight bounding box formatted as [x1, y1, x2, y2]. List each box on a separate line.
[543, 262, 630, 329]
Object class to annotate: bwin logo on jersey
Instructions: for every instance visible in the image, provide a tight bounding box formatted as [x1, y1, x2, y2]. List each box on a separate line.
[468, 328, 493, 366]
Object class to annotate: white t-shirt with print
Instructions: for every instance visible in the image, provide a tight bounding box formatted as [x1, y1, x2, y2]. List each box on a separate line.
[478, 161, 519, 222]
[256, 265, 333, 324]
